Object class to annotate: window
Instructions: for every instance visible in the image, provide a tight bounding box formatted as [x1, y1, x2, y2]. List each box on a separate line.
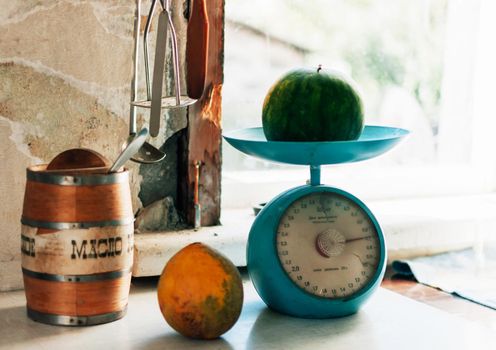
[132, 0, 496, 278]
[222, 0, 496, 208]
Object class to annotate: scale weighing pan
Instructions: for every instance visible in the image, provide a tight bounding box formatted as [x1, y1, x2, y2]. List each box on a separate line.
[223, 125, 409, 165]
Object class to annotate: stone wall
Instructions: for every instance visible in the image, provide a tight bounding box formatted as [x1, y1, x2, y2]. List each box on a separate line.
[0, 0, 188, 291]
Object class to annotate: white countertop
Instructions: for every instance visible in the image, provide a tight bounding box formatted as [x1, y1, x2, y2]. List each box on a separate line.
[1, 276, 495, 350]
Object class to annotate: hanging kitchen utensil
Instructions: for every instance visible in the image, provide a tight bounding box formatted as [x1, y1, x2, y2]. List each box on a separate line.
[149, 8, 169, 137]
[129, 0, 166, 164]
[109, 128, 149, 173]
[131, 0, 196, 125]
[186, 0, 209, 99]
[148, 0, 196, 137]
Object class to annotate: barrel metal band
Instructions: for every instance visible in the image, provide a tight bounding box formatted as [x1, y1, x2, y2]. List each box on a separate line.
[27, 307, 127, 326]
[27, 169, 128, 186]
[20, 217, 134, 230]
[22, 267, 131, 282]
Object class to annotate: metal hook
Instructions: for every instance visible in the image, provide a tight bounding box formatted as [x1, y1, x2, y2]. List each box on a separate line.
[162, 0, 171, 11]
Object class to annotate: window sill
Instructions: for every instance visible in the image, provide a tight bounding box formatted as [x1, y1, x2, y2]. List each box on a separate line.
[222, 164, 496, 208]
[133, 209, 252, 276]
[132, 193, 496, 277]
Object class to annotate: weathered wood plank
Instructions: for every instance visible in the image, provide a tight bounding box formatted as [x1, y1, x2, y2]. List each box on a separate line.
[178, 0, 224, 227]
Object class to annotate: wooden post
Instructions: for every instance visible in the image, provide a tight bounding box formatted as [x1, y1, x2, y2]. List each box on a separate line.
[178, 1, 224, 227]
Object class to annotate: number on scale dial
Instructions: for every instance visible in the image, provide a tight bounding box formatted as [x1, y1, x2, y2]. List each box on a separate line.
[276, 192, 380, 298]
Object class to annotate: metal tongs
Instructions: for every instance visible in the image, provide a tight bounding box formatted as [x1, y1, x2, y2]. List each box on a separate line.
[129, 0, 196, 163]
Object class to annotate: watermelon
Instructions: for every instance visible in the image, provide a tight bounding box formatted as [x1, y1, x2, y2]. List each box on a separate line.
[262, 66, 364, 141]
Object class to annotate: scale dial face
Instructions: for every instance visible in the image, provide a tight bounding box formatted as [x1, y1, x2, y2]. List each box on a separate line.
[276, 191, 381, 299]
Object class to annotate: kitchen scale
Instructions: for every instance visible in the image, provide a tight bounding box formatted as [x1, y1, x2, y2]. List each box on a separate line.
[224, 125, 409, 318]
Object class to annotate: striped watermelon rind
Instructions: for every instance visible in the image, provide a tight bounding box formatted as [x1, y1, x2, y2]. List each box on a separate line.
[262, 68, 364, 141]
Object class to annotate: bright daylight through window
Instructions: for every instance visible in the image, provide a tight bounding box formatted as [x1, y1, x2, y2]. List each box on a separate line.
[221, 0, 496, 208]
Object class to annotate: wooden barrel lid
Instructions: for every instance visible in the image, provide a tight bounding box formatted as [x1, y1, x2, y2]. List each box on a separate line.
[47, 148, 110, 171]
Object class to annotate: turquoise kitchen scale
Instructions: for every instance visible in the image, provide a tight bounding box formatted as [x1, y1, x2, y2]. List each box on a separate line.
[224, 125, 409, 318]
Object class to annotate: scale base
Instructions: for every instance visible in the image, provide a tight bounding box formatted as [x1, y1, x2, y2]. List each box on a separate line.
[247, 184, 387, 319]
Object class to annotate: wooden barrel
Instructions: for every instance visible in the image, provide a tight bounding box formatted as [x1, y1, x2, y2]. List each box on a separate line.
[21, 164, 134, 326]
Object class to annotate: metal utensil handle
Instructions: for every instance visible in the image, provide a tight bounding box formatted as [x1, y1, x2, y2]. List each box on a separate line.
[109, 128, 149, 173]
[144, 0, 158, 101]
[165, 0, 181, 106]
[130, 0, 142, 135]
[149, 10, 169, 137]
